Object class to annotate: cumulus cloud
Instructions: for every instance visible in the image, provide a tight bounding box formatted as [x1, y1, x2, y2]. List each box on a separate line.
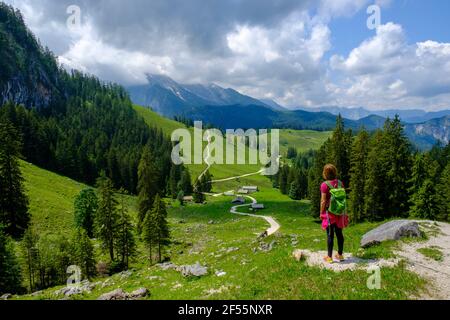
[330, 23, 450, 110]
[3, 0, 450, 110]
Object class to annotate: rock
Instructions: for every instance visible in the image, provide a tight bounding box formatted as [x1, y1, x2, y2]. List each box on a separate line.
[158, 262, 178, 270]
[258, 231, 268, 239]
[97, 289, 128, 300]
[31, 290, 43, 296]
[208, 220, 215, 225]
[178, 262, 208, 277]
[259, 241, 276, 252]
[129, 288, 149, 299]
[118, 270, 133, 280]
[226, 247, 239, 253]
[361, 220, 422, 248]
[1, 293, 12, 300]
[215, 270, 227, 277]
[55, 280, 96, 297]
[292, 249, 305, 262]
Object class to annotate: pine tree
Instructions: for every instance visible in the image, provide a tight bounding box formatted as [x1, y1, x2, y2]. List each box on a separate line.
[142, 208, 158, 265]
[137, 145, 160, 233]
[410, 179, 440, 220]
[177, 190, 185, 206]
[201, 170, 213, 193]
[437, 163, 450, 221]
[95, 175, 119, 262]
[0, 119, 30, 239]
[74, 188, 98, 238]
[289, 180, 301, 200]
[115, 193, 136, 270]
[349, 128, 370, 223]
[0, 226, 23, 294]
[20, 227, 39, 292]
[330, 115, 351, 187]
[308, 139, 331, 216]
[152, 195, 170, 263]
[168, 164, 182, 199]
[383, 116, 412, 218]
[278, 165, 289, 195]
[193, 179, 205, 204]
[409, 154, 440, 220]
[364, 131, 387, 221]
[179, 168, 193, 195]
[71, 228, 96, 279]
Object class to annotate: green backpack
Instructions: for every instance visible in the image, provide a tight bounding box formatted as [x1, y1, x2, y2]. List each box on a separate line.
[325, 181, 347, 216]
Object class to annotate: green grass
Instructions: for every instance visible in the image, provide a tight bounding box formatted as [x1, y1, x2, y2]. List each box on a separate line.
[15, 109, 426, 300]
[417, 247, 444, 262]
[134, 105, 187, 136]
[278, 129, 332, 155]
[21, 161, 88, 235]
[18, 162, 426, 300]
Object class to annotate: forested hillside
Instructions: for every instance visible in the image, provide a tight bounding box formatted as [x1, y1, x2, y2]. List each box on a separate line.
[0, 3, 173, 193]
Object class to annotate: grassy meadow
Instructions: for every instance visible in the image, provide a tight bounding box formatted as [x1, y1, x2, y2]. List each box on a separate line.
[18, 160, 426, 300]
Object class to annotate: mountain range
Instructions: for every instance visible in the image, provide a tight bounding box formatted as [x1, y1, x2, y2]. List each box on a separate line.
[297, 106, 450, 123]
[127, 75, 450, 149]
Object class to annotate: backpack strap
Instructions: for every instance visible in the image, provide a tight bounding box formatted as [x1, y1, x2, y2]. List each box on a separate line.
[325, 181, 334, 190]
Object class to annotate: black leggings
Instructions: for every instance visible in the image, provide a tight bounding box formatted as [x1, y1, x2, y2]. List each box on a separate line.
[327, 224, 344, 257]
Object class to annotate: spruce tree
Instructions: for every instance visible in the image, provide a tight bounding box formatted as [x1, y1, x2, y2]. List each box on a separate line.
[95, 175, 119, 262]
[137, 145, 160, 233]
[364, 131, 387, 221]
[193, 179, 205, 204]
[330, 115, 351, 187]
[410, 179, 439, 220]
[0, 120, 30, 239]
[289, 180, 301, 200]
[152, 195, 170, 263]
[0, 226, 23, 294]
[409, 154, 440, 220]
[308, 139, 331, 216]
[74, 188, 98, 238]
[383, 116, 412, 218]
[349, 128, 370, 223]
[115, 193, 136, 270]
[437, 163, 450, 221]
[20, 227, 39, 292]
[142, 208, 158, 265]
[72, 228, 96, 279]
[179, 168, 193, 195]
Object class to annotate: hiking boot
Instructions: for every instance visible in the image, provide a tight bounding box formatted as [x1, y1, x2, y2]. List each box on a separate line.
[323, 256, 334, 264]
[335, 254, 345, 262]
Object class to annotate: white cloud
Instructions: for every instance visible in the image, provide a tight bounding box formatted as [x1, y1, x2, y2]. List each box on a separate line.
[4, 0, 450, 111]
[329, 23, 450, 110]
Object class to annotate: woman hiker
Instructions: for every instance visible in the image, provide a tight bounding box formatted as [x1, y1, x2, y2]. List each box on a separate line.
[320, 164, 349, 264]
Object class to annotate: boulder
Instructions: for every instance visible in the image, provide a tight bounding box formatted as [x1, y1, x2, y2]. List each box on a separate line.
[292, 249, 304, 262]
[361, 220, 422, 248]
[1, 293, 12, 300]
[97, 289, 128, 300]
[178, 262, 208, 277]
[129, 288, 149, 299]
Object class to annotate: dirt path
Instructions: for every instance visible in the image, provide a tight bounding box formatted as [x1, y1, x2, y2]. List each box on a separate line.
[230, 196, 280, 236]
[394, 221, 450, 300]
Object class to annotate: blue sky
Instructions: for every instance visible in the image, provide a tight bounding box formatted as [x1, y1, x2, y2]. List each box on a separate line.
[5, 0, 450, 111]
[329, 0, 450, 56]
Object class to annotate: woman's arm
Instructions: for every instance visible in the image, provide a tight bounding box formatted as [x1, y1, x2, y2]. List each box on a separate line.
[320, 192, 327, 214]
